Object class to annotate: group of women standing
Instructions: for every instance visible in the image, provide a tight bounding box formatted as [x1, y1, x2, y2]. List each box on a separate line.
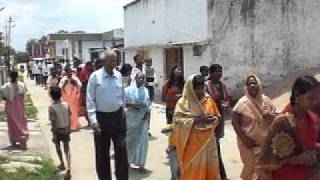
[233, 75, 320, 180]
[162, 64, 320, 180]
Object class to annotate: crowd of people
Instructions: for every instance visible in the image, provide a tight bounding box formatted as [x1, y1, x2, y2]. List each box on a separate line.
[1, 47, 320, 180]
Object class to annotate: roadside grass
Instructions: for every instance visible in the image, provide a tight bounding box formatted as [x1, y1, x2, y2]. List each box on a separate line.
[0, 157, 57, 180]
[0, 110, 5, 122]
[0, 156, 9, 165]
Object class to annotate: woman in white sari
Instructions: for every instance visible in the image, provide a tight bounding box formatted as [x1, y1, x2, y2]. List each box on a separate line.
[125, 72, 150, 171]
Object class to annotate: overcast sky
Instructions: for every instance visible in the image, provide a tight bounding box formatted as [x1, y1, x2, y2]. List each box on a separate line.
[0, 0, 133, 51]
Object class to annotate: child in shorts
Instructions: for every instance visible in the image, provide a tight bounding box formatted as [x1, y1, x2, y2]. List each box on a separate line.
[49, 86, 71, 179]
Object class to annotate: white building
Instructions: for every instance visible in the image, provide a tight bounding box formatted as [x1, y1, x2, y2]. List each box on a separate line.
[123, 0, 211, 96]
[48, 29, 124, 63]
[124, 0, 320, 99]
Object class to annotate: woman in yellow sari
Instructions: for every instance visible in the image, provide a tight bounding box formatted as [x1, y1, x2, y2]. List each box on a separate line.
[173, 74, 221, 180]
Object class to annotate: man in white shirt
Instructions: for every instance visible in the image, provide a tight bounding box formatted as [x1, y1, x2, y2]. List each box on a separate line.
[87, 49, 128, 180]
[130, 54, 144, 84]
[32, 61, 41, 86]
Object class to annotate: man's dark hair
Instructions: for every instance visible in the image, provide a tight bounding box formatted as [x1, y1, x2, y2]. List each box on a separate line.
[50, 86, 62, 101]
[209, 64, 222, 73]
[199, 65, 209, 73]
[133, 54, 142, 62]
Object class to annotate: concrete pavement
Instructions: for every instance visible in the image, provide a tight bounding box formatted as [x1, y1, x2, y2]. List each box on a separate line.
[25, 76, 242, 180]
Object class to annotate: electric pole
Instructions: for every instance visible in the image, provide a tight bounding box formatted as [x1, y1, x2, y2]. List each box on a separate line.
[6, 17, 14, 72]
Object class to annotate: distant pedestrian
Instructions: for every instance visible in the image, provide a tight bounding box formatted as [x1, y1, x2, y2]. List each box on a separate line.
[206, 64, 230, 179]
[199, 65, 209, 80]
[33, 61, 41, 85]
[143, 58, 156, 136]
[161, 66, 185, 124]
[125, 73, 150, 171]
[87, 48, 128, 180]
[42, 61, 50, 88]
[47, 70, 59, 90]
[131, 54, 144, 84]
[144, 58, 156, 101]
[79, 62, 94, 125]
[59, 67, 82, 131]
[27, 60, 32, 79]
[120, 63, 132, 88]
[48, 86, 71, 179]
[0, 71, 28, 149]
[161, 66, 184, 180]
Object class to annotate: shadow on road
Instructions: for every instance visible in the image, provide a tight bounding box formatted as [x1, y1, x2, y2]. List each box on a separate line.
[129, 168, 152, 180]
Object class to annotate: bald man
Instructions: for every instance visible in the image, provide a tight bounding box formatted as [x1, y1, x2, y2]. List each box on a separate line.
[86, 49, 128, 180]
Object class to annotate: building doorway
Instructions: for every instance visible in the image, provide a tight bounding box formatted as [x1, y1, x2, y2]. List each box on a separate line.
[165, 47, 183, 79]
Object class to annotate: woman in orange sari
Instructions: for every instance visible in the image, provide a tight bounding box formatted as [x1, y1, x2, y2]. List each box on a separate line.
[59, 67, 82, 131]
[232, 74, 277, 180]
[173, 74, 221, 180]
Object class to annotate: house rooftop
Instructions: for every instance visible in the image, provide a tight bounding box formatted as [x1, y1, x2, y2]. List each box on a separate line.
[48, 33, 103, 41]
[48, 29, 124, 41]
[123, 0, 141, 9]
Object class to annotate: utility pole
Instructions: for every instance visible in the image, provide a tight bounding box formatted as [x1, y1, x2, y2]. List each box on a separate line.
[6, 17, 14, 72]
[3, 25, 8, 46]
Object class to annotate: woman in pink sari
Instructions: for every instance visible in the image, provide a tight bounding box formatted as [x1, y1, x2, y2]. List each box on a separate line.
[232, 74, 278, 180]
[1, 71, 29, 149]
[59, 67, 82, 131]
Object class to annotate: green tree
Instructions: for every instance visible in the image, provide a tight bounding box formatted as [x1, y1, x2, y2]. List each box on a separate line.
[15, 51, 29, 64]
[0, 46, 15, 56]
[57, 30, 68, 33]
[71, 31, 85, 33]
[39, 36, 47, 43]
[26, 38, 37, 56]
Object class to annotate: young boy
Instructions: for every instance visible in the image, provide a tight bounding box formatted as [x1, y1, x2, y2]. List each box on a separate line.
[49, 86, 71, 179]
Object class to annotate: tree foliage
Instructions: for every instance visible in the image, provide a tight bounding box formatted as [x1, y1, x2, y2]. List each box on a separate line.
[0, 45, 15, 56]
[57, 30, 68, 33]
[15, 51, 29, 64]
[26, 38, 37, 56]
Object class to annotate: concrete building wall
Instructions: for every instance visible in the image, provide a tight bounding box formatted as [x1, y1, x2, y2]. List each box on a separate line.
[82, 41, 104, 62]
[55, 40, 64, 57]
[208, 0, 320, 98]
[73, 40, 79, 58]
[124, 0, 208, 47]
[183, 45, 212, 79]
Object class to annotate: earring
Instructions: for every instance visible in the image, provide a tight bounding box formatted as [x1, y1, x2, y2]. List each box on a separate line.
[295, 97, 299, 103]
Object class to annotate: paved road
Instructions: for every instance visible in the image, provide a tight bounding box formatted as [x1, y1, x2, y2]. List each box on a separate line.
[25, 76, 242, 180]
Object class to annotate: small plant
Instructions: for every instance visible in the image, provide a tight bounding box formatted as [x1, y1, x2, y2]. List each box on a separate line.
[0, 156, 9, 165]
[0, 110, 5, 122]
[25, 106, 38, 120]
